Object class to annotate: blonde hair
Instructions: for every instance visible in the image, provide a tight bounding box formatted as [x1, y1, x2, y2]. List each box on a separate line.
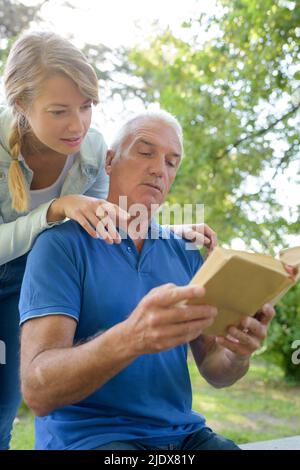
[3, 31, 99, 212]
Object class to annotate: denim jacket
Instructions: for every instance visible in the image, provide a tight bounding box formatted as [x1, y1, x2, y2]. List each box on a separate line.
[0, 106, 109, 265]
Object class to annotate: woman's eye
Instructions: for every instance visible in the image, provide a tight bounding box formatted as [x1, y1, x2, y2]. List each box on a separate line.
[167, 161, 176, 167]
[139, 152, 152, 156]
[51, 110, 65, 116]
[81, 104, 92, 110]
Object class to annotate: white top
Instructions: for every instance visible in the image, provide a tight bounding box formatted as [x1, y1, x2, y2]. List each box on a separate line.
[0, 106, 109, 266]
[30, 154, 76, 210]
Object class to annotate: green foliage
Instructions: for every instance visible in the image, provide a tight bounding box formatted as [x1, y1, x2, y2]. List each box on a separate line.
[0, 0, 45, 74]
[264, 283, 300, 383]
[113, 0, 300, 382]
[118, 0, 299, 249]
[1, 0, 299, 383]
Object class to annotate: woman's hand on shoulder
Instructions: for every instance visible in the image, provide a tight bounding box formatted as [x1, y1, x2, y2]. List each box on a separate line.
[169, 223, 217, 254]
[47, 195, 129, 244]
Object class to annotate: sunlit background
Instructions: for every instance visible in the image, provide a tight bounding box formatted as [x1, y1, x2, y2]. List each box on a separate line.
[1, 0, 299, 249]
[2, 1, 300, 449]
[20, 0, 218, 140]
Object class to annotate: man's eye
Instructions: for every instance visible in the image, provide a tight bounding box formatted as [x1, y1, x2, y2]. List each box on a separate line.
[139, 152, 152, 156]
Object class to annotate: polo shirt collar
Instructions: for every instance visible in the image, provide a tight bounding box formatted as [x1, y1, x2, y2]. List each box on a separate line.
[117, 218, 168, 241]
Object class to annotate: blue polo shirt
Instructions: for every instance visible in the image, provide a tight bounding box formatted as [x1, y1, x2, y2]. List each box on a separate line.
[19, 220, 206, 450]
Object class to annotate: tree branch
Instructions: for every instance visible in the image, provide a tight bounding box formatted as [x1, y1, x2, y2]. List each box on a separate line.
[216, 103, 300, 160]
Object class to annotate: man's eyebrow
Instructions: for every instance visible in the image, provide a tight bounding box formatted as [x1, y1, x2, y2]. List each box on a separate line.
[46, 99, 92, 108]
[135, 138, 156, 147]
[135, 138, 181, 158]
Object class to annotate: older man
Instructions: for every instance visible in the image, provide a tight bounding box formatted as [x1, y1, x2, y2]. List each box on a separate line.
[19, 110, 274, 450]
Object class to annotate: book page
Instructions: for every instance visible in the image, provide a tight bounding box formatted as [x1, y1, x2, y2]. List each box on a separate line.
[279, 246, 300, 268]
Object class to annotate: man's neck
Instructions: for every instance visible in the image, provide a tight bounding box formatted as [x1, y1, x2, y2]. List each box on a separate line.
[127, 216, 150, 252]
[107, 195, 152, 252]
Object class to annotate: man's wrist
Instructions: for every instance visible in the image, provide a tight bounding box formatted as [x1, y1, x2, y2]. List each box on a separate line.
[224, 347, 250, 367]
[104, 321, 140, 365]
[234, 353, 250, 365]
[118, 319, 143, 360]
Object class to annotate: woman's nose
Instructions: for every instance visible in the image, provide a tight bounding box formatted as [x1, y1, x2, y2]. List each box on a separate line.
[67, 113, 84, 134]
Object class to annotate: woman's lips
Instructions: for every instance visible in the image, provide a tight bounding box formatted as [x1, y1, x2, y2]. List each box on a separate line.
[61, 137, 82, 147]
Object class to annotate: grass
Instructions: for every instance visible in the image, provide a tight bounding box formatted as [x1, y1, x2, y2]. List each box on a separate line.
[10, 358, 300, 449]
[10, 409, 35, 450]
[189, 357, 300, 444]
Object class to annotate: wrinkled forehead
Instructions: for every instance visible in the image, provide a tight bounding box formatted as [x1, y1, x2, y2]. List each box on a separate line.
[124, 118, 183, 155]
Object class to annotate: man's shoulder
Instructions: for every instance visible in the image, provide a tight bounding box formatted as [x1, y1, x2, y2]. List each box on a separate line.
[157, 225, 203, 272]
[33, 220, 82, 251]
[158, 224, 198, 249]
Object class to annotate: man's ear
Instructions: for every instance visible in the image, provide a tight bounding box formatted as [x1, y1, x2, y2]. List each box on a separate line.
[105, 149, 115, 175]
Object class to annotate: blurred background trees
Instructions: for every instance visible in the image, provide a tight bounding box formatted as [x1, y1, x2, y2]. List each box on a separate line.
[114, 0, 300, 249]
[0, 0, 43, 73]
[1, 0, 299, 382]
[111, 0, 300, 381]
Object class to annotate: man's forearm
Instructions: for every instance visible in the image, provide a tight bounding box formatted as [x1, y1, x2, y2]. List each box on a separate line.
[191, 336, 250, 388]
[23, 322, 137, 416]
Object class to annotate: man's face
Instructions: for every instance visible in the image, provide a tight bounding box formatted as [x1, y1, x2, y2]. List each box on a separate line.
[106, 118, 182, 211]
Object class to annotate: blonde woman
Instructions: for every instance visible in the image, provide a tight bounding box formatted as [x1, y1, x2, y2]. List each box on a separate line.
[0, 32, 216, 449]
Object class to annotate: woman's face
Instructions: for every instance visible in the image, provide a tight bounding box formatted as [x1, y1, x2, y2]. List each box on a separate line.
[24, 74, 93, 156]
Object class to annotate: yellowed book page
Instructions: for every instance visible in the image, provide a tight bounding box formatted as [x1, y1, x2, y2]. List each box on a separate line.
[279, 246, 300, 269]
[230, 250, 288, 274]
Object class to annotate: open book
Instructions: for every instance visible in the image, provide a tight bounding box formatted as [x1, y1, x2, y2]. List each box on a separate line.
[187, 246, 300, 336]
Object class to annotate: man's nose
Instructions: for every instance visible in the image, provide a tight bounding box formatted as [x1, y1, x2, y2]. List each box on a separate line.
[149, 156, 165, 176]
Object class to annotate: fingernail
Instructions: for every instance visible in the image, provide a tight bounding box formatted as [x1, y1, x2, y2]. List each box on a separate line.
[226, 334, 239, 343]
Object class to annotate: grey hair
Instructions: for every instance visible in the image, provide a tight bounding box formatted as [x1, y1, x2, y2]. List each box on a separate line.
[110, 109, 183, 158]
